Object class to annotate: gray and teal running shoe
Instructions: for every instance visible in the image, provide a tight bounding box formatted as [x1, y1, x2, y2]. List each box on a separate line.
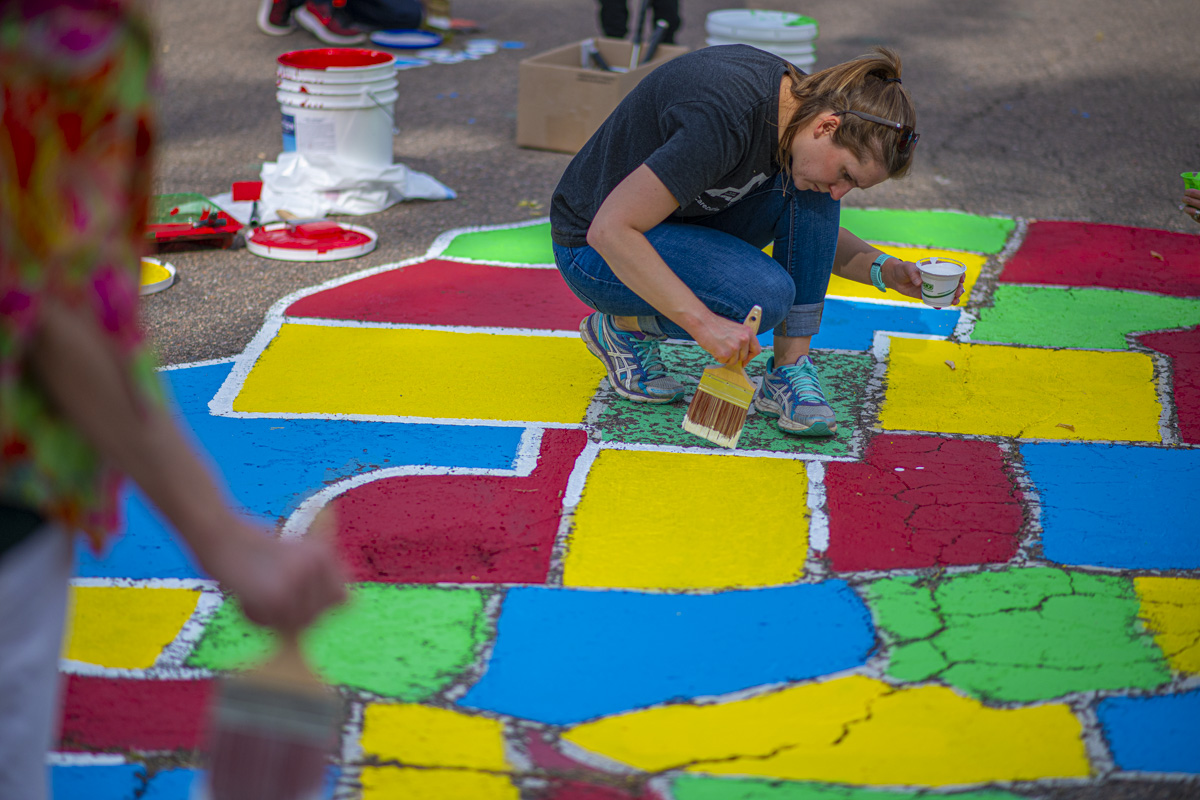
[754, 355, 838, 436]
[580, 312, 684, 403]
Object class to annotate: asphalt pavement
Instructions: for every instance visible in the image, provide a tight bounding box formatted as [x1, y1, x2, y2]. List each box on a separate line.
[145, 0, 1200, 367]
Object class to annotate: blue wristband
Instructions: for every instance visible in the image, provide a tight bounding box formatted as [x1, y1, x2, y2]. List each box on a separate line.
[870, 254, 892, 292]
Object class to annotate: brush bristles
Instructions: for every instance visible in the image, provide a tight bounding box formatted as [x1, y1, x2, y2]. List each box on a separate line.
[205, 680, 342, 800]
[214, 679, 343, 744]
[682, 387, 750, 449]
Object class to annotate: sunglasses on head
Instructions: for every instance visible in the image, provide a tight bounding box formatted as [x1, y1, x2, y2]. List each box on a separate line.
[833, 110, 919, 156]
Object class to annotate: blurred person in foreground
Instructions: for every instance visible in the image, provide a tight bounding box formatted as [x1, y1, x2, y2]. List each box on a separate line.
[0, 2, 347, 797]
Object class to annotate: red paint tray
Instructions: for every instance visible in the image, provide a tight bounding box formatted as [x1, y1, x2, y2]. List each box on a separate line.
[146, 193, 241, 253]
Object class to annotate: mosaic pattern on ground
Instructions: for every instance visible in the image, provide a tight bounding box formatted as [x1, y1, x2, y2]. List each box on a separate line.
[55, 211, 1200, 799]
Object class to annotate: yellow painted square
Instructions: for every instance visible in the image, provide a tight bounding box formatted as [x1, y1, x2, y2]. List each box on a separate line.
[879, 337, 1162, 441]
[64, 586, 201, 670]
[360, 704, 509, 771]
[764, 243, 985, 305]
[564, 676, 1088, 786]
[1135, 576, 1200, 674]
[361, 767, 518, 800]
[827, 245, 986, 305]
[234, 324, 605, 424]
[564, 450, 809, 590]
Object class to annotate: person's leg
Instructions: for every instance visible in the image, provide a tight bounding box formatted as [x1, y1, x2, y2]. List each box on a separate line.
[597, 0, 628, 39]
[554, 223, 793, 404]
[555, 224, 794, 340]
[747, 181, 841, 435]
[0, 525, 73, 800]
[684, 174, 842, 435]
[649, 0, 680, 43]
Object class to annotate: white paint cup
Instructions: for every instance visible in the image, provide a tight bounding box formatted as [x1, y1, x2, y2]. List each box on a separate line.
[916, 257, 966, 307]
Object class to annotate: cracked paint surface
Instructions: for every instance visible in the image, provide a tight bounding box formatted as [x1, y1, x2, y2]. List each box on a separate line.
[56, 213, 1200, 798]
[1021, 443, 1200, 570]
[824, 435, 1023, 571]
[590, 347, 871, 457]
[971, 285, 1200, 350]
[671, 778, 1025, 800]
[458, 583, 874, 725]
[188, 586, 490, 699]
[865, 568, 1171, 702]
[1134, 577, 1200, 674]
[561, 675, 1089, 785]
[998, 220, 1200, 295]
[359, 704, 517, 799]
[1137, 326, 1200, 444]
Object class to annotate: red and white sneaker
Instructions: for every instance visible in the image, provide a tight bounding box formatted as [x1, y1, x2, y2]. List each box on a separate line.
[257, 0, 297, 35]
[294, 0, 367, 45]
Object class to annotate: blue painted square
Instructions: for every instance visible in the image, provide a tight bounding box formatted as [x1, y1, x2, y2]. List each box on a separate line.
[75, 362, 525, 579]
[52, 763, 142, 799]
[1021, 443, 1200, 570]
[1098, 689, 1200, 773]
[757, 298, 959, 351]
[458, 582, 875, 725]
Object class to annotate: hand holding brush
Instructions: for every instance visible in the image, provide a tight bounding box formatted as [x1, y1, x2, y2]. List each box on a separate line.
[199, 510, 348, 800]
[682, 306, 762, 449]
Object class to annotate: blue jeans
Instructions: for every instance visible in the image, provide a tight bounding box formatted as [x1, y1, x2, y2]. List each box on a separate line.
[553, 173, 840, 339]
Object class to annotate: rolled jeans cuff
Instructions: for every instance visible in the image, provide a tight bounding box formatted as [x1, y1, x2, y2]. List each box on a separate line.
[775, 301, 824, 339]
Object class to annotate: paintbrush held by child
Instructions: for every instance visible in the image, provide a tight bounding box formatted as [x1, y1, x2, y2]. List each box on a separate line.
[0, 4, 347, 798]
[551, 45, 964, 441]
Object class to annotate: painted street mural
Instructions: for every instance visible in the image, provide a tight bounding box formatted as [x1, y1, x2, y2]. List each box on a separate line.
[54, 210, 1200, 799]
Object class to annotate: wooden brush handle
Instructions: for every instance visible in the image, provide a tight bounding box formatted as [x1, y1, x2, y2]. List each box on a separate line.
[742, 305, 762, 336]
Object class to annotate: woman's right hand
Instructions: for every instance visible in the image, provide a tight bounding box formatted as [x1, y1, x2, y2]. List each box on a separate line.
[692, 310, 763, 367]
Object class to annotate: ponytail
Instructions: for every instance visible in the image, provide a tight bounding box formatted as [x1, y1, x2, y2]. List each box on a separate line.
[776, 47, 917, 177]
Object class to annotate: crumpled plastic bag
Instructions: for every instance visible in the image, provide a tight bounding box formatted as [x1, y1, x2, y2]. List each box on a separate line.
[259, 151, 455, 217]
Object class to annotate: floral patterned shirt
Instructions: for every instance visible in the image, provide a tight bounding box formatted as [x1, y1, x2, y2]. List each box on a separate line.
[0, 0, 161, 550]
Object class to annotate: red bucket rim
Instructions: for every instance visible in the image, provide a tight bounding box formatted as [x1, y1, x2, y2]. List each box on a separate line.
[277, 48, 395, 71]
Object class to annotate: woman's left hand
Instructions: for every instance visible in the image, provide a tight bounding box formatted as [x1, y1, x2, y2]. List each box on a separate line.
[1182, 189, 1200, 225]
[886, 259, 966, 306]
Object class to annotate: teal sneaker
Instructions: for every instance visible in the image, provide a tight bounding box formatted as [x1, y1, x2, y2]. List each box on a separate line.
[754, 355, 838, 436]
[580, 313, 684, 403]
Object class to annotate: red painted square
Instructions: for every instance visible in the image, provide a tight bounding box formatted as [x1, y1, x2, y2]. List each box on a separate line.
[824, 435, 1024, 572]
[522, 730, 664, 800]
[999, 221, 1200, 296]
[1138, 326, 1200, 444]
[332, 429, 587, 583]
[284, 259, 593, 331]
[58, 675, 214, 753]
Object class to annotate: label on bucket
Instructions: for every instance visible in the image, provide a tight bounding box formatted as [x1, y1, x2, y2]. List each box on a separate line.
[297, 114, 338, 154]
[281, 113, 297, 152]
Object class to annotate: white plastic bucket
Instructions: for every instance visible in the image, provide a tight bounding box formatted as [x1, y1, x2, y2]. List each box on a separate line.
[705, 33, 815, 58]
[277, 76, 398, 96]
[277, 87, 398, 168]
[705, 9, 818, 42]
[707, 39, 815, 69]
[276, 49, 399, 168]
[705, 9, 818, 69]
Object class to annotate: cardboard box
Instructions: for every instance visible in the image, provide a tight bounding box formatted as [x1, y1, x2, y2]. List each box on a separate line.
[516, 38, 688, 154]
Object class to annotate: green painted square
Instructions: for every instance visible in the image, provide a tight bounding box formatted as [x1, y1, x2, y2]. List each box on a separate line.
[865, 567, 1171, 703]
[972, 286, 1200, 350]
[439, 222, 554, 264]
[188, 584, 491, 700]
[840, 208, 1015, 254]
[589, 345, 872, 458]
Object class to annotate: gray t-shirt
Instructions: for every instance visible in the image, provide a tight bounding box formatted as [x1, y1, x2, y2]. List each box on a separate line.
[550, 45, 793, 247]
